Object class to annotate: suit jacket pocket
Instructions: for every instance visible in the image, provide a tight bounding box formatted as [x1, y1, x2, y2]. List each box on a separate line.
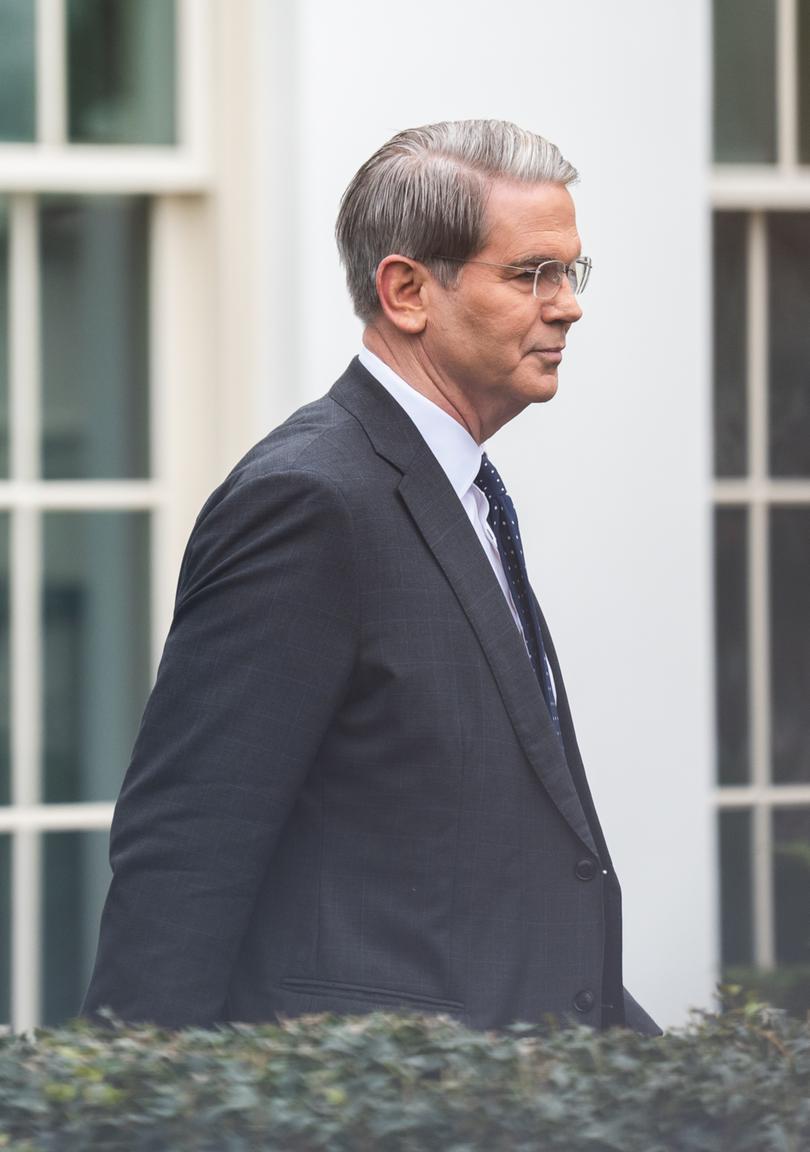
[279, 976, 464, 1014]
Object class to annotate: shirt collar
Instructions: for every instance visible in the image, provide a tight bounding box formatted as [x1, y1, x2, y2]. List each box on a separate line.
[358, 345, 482, 499]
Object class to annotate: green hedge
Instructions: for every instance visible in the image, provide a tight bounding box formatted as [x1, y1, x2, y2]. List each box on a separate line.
[1, 1004, 808, 1151]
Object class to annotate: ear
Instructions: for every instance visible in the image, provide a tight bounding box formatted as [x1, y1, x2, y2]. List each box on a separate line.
[375, 255, 429, 334]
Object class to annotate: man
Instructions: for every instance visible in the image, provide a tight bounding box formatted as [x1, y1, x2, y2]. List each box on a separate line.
[84, 119, 660, 1036]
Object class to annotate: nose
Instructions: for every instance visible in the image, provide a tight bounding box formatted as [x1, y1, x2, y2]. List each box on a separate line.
[542, 278, 583, 325]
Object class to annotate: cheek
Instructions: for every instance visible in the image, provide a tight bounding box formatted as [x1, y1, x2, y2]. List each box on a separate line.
[470, 304, 529, 350]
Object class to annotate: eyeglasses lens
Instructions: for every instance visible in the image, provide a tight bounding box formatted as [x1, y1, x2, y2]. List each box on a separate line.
[533, 259, 590, 298]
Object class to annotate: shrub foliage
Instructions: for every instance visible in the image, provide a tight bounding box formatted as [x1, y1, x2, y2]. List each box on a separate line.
[0, 1004, 808, 1151]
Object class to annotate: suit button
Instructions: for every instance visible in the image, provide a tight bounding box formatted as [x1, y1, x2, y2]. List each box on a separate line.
[573, 989, 595, 1014]
[575, 858, 597, 881]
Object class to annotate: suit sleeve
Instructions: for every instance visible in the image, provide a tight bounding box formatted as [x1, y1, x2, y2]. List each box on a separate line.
[82, 467, 358, 1027]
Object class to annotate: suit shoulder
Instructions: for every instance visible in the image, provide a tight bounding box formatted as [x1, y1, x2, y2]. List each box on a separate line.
[237, 394, 359, 476]
[237, 393, 378, 483]
[191, 393, 383, 537]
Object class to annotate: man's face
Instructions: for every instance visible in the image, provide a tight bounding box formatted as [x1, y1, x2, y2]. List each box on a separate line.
[421, 179, 583, 440]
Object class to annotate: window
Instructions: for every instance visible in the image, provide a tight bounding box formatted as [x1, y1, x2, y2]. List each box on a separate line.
[0, 0, 209, 1030]
[713, 0, 810, 1002]
[0, 1, 36, 144]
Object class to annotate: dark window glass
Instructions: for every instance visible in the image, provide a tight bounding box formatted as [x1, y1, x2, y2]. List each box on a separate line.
[713, 0, 777, 163]
[67, 0, 176, 145]
[43, 512, 151, 803]
[768, 214, 810, 478]
[0, 0, 36, 142]
[773, 807, 810, 964]
[40, 197, 150, 480]
[715, 507, 750, 784]
[0, 835, 9, 1024]
[0, 514, 9, 806]
[0, 199, 9, 478]
[42, 831, 110, 1025]
[770, 506, 810, 783]
[714, 213, 748, 477]
[719, 808, 753, 965]
[799, 0, 810, 164]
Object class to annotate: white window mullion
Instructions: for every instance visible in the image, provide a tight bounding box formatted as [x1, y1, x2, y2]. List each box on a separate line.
[711, 170, 810, 208]
[776, 0, 798, 169]
[9, 195, 43, 1030]
[747, 213, 768, 486]
[177, 0, 211, 167]
[36, 0, 67, 147]
[0, 803, 114, 834]
[149, 199, 173, 676]
[9, 197, 42, 811]
[715, 784, 810, 807]
[746, 211, 775, 970]
[10, 509, 41, 813]
[0, 481, 165, 510]
[9, 198, 39, 484]
[11, 831, 41, 1031]
[714, 480, 810, 504]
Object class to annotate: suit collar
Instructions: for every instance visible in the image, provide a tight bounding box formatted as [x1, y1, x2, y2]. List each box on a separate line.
[330, 357, 424, 473]
[357, 345, 483, 500]
[331, 358, 599, 857]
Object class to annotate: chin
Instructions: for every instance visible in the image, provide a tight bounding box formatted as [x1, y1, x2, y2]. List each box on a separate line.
[528, 377, 559, 404]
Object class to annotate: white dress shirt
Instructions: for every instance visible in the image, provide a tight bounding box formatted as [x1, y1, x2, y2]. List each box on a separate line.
[358, 346, 556, 703]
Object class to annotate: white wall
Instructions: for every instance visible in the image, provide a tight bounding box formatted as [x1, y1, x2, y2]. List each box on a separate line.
[262, 0, 715, 1028]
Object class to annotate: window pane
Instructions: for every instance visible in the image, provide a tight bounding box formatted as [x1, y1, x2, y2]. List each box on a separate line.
[719, 809, 753, 965]
[713, 213, 748, 477]
[713, 0, 777, 163]
[67, 0, 176, 145]
[768, 214, 810, 478]
[0, 835, 9, 1025]
[42, 830, 110, 1026]
[715, 508, 750, 784]
[0, 514, 9, 806]
[40, 197, 150, 480]
[773, 808, 810, 965]
[0, 0, 36, 142]
[770, 507, 810, 784]
[799, 0, 810, 164]
[0, 199, 9, 477]
[43, 512, 151, 803]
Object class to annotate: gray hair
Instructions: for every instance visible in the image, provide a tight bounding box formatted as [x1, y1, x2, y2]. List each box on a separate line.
[335, 119, 578, 323]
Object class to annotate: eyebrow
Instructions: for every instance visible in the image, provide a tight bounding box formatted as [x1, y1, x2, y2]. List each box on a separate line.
[510, 252, 582, 266]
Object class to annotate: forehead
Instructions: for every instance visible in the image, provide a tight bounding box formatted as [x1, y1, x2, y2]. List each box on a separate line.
[479, 180, 580, 261]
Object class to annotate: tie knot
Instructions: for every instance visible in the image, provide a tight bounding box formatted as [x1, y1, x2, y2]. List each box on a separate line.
[475, 452, 508, 500]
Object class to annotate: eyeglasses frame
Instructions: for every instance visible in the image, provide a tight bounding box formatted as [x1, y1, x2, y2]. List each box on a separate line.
[428, 254, 592, 299]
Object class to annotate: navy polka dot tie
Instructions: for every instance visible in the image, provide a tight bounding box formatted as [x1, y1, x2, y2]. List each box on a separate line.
[475, 453, 562, 740]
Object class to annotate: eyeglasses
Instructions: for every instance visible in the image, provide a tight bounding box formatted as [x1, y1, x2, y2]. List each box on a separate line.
[432, 255, 592, 300]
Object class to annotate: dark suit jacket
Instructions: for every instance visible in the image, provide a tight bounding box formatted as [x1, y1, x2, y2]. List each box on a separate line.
[83, 358, 660, 1036]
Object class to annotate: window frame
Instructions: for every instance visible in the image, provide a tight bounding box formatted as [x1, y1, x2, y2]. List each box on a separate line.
[713, 0, 810, 975]
[0, 0, 213, 1031]
[0, 0, 210, 191]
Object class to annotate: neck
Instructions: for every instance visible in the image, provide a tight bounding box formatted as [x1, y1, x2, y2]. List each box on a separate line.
[363, 324, 487, 442]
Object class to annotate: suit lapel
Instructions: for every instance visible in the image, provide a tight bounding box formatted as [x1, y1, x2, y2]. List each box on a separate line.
[535, 598, 615, 872]
[331, 360, 598, 857]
